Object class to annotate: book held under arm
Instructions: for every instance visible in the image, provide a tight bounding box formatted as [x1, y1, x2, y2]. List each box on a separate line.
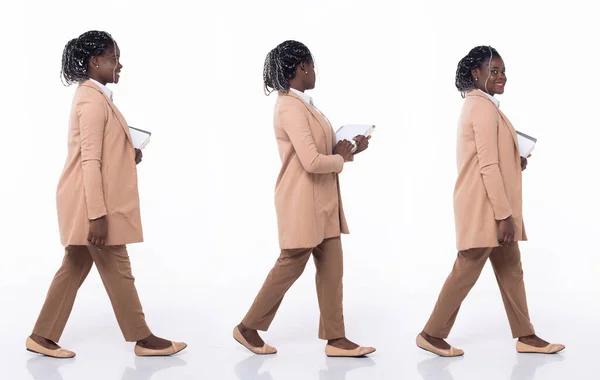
[516, 131, 536, 158]
[335, 124, 375, 152]
[129, 126, 151, 150]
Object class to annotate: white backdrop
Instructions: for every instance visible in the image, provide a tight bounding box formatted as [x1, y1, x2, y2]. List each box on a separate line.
[2, 1, 598, 379]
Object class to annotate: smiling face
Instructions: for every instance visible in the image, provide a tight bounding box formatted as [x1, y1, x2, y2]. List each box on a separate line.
[88, 44, 122, 85]
[472, 56, 506, 95]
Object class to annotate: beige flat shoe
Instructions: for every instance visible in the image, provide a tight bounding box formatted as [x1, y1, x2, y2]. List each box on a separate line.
[233, 326, 277, 355]
[416, 334, 464, 357]
[26, 337, 75, 359]
[325, 344, 376, 357]
[135, 342, 187, 357]
[517, 341, 565, 354]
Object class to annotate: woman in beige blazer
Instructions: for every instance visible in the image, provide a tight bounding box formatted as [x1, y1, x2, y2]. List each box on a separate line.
[233, 40, 375, 358]
[416, 46, 564, 357]
[26, 31, 185, 358]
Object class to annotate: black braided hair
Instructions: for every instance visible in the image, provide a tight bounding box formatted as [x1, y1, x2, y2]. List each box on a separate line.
[61, 31, 115, 85]
[263, 40, 313, 95]
[455, 46, 501, 96]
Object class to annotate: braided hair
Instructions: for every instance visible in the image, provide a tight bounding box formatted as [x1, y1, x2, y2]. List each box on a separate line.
[61, 31, 115, 85]
[455, 46, 501, 96]
[263, 40, 313, 95]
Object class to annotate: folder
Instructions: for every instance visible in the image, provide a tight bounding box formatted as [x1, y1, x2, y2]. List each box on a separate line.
[516, 131, 536, 158]
[335, 124, 375, 152]
[129, 126, 151, 150]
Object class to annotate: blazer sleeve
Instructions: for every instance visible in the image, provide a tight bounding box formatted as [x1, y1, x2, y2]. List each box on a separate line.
[471, 99, 513, 220]
[76, 91, 108, 220]
[279, 101, 344, 174]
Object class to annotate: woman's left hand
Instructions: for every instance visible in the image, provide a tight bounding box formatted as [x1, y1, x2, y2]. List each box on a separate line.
[135, 148, 143, 165]
[520, 153, 531, 171]
[353, 135, 371, 154]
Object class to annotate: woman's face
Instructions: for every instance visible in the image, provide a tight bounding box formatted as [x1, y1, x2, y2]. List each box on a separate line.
[472, 56, 506, 95]
[90, 44, 123, 84]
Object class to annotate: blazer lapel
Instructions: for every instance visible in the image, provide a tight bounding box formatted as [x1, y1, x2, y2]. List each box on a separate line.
[498, 111, 519, 149]
[81, 81, 133, 145]
[284, 91, 333, 154]
[107, 102, 133, 144]
[467, 90, 518, 150]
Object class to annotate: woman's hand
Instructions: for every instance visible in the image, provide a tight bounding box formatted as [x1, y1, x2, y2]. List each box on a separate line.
[88, 216, 108, 249]
[520, 153, 531, 171]
[333, 140, 355, 162]
[497, 216, 515, 246]
[353, 135, 371, 154]
[135, 149, 143, 165]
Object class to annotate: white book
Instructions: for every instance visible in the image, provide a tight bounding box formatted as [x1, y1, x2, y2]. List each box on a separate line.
[516, 131, 536, 158]
[129, 126, 151, 150]
[335, 124, 375, 152]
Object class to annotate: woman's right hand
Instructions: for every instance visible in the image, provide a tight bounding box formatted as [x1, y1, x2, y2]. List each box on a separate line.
[497, 216, 515, 246]
[333, 140, 355, 162]
[88, 216, 108, 249]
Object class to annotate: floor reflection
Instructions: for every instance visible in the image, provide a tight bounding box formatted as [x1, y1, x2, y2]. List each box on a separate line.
[417, 356, 463, 380]
[510, 353, 565, 380]
[234, 354, 274, 380]
[319, 357, 376, 380]
[26, 356, 68, 380]
[120, 356, 187, 380]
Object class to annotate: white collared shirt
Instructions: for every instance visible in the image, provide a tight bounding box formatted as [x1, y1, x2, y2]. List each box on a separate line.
[479, 89, 499, 108]
[289, 88, 335, 153]
[89, 78, 113, 102]
[290, 88, 313, 106]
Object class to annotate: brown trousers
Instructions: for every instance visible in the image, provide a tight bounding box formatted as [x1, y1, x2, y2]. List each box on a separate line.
[243, 237, 345, 340]
[32, 245, 151, 342]
[424, 243, 535, 339]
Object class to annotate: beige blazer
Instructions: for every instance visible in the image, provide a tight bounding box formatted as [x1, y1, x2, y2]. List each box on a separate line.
[454, 90, 526, 251]
[273, 91, 349, 249]
[56, 80, 143, 247]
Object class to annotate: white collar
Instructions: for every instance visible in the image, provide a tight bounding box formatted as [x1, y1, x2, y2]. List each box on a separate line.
[479, 89, 499, 108]
[289, 88, 313, 106]
[89, 78, 113, 101]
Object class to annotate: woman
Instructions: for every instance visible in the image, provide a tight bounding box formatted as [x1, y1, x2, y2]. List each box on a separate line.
[233, 40, 375, 358]
[26, 31, 186, 358]
[416, 46, 564, 357]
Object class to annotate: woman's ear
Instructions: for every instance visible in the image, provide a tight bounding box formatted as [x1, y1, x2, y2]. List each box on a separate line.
[89, 55, 100, 69]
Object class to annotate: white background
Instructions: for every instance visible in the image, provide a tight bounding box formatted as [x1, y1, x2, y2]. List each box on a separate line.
[1, 0, 598, 379]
